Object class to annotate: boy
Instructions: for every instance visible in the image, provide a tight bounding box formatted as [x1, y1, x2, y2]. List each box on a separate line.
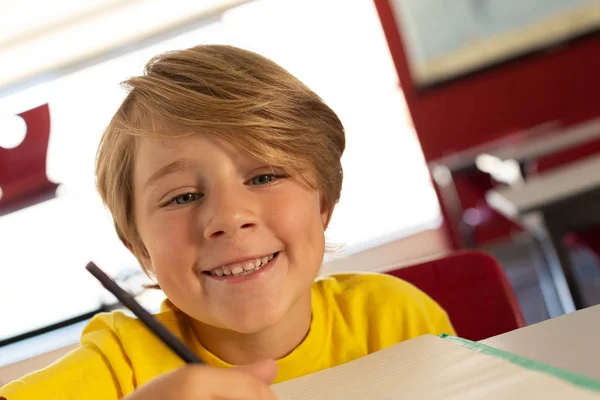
[0, 45, 454, 399]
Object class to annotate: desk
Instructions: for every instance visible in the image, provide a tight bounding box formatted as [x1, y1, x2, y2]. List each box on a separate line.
[430, 118, 600, 247]
[481, 304, 600, 381]
[432, 118, 600, 174]
[486, 155, 600, 316]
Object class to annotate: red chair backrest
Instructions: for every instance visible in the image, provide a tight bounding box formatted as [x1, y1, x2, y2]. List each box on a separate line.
[0, 103, 58, 215]
[386, 250, 525, 341]
[527, 137, 600, 175]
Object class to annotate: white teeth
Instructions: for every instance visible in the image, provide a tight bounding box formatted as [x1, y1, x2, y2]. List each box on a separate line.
[208, 253, 276, 277]
[231, 266, 244, 275]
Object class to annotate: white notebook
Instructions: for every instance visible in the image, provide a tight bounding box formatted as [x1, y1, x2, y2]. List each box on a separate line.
[271, 335, 600, 399]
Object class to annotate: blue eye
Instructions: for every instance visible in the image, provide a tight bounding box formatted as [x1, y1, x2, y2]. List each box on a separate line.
[248, 174, 278, 185]
[170, 193, 202, 205]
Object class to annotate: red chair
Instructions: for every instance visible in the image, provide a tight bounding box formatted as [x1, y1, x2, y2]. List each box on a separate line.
[526, 137, 600, 262]
[386, 250, 525, 341]
[0, 103, 58, 216]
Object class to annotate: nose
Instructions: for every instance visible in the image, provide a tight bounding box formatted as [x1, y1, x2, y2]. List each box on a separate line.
[202, 185, 258, 240]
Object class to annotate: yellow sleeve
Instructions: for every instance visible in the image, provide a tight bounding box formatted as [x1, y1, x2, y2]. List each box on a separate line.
[0, 344, 121, 400]
[326, 273, 456, 352]
[367, 273, 456, 344]
[0, 315, 135, 400]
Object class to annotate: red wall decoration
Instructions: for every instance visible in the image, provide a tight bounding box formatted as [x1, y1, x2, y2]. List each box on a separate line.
[0, 103, 59, 216]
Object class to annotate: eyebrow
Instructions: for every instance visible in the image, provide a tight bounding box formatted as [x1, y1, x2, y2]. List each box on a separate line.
[144, 159, 193, 191]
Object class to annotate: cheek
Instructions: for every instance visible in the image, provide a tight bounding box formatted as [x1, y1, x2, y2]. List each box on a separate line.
[142, 211, 198, 276]
[267, 191, 325, 254]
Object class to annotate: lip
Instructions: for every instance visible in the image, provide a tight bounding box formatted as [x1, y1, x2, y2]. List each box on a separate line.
[203, 252, 280, 284]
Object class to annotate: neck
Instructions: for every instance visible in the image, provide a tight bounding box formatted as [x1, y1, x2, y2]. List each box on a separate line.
[190, 291, 312, 365]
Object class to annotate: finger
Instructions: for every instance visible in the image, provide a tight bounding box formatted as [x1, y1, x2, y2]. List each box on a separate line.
[238, 359, 278, 384]
[200, 367, 277, 400]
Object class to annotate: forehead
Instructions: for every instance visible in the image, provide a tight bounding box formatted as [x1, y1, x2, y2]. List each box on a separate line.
[132, 134, 262, 180]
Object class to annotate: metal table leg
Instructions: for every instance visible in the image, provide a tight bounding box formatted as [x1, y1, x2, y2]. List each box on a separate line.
[543, 215, 587, 311]
[527, 234, 570, 318]
[528, 213, 586, 315]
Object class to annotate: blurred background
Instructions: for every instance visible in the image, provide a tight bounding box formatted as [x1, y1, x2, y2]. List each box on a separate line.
[1, 0, 600, 379]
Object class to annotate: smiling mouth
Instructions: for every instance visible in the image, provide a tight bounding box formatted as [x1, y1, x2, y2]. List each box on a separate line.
[204, 252, 279, 277]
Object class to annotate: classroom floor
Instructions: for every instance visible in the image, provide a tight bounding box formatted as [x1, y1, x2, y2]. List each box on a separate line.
[484, 234, 600, 325]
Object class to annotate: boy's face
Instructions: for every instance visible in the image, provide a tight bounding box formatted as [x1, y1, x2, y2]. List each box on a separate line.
[131, 134, 328, 334]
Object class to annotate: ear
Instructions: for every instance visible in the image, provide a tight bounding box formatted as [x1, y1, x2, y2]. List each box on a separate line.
[320, 193, 331, 228]
[125, 240, 154, 273]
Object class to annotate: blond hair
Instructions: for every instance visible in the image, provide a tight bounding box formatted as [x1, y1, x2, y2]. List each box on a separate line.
[96, 44, 345, 264]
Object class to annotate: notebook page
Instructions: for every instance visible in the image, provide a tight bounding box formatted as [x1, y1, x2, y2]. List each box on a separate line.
[271, 335, 600, 399]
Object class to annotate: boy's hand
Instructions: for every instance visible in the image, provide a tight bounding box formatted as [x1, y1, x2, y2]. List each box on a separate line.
[124, 359, 278, 399]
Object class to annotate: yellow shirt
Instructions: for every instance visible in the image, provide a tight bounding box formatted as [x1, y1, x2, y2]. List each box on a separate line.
[0, 273, 454, 399]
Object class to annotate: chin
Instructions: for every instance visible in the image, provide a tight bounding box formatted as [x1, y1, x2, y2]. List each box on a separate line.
[220, 306, 285, 335]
